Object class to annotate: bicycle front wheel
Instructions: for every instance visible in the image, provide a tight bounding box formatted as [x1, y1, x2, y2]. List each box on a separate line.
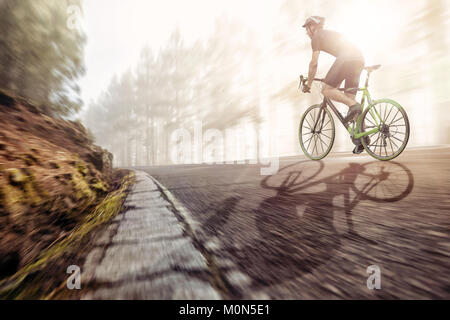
[361, 99, 410, 161]
[299, 105, 335, 160]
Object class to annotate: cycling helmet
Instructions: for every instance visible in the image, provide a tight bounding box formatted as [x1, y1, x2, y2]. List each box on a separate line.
[302, 16, 325, 28]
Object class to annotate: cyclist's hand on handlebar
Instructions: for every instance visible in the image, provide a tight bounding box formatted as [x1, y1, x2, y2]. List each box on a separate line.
[299, 75, 310, 93]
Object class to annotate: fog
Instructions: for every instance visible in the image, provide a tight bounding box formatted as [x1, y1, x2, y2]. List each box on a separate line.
[1, 0, 448, 167]
[84, 0, 450, 167]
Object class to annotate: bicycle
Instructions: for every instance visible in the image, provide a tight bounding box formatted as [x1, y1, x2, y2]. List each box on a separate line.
[298, 65, 410, 161]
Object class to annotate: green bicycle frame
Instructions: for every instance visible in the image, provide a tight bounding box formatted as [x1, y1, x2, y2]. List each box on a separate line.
[320, 84, 384, 140]
[348, 87, 381, 139]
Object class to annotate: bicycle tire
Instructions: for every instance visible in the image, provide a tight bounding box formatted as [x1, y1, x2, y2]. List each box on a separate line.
[360, 99, 410, 161]
[299, 105, 335, 160]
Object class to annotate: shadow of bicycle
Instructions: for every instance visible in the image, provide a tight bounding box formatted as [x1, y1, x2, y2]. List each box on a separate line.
[215, 160, 414, 290]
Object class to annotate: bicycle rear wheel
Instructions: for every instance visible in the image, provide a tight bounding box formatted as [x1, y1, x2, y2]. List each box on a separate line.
[353, 161, 414, 202]
[360, 99, 410, 161]
[299, 105, 335, 160]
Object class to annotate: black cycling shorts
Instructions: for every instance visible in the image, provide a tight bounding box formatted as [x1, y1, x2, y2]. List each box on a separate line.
[324, 58, 364, 94]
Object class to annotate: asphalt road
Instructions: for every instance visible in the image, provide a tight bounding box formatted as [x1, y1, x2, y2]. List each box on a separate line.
[141, 147, 450, 299]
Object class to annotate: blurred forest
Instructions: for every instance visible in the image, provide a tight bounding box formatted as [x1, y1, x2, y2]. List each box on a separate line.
[1, 0, 448, 166]
[85, 20, 263, 167]
[86, 0, 450, 167]
[0, 0, 85, 116]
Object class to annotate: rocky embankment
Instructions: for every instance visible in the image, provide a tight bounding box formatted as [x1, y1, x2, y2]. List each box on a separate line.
[0, 90, 131, 298]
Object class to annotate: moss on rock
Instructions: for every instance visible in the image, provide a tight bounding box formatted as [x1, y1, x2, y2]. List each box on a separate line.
[0, 183, 26, 218]
[70, 171, 94, 202]
[91, 180, 107, 193]
[7, 168, 27, 186]
[0, 90, 117, 299]
[75, 161, 89, 176]
[0, 172, 135, 300]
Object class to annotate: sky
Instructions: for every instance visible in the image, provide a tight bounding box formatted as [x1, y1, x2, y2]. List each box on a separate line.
[77, 0, 450, 152]
[79, 0, 278, 109]
[78, 0, 412, 109]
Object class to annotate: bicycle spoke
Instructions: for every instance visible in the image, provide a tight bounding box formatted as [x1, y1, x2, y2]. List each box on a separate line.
[390, 117, 405, 126]
[370, 132, 381, 147]
[305, 118, 313, 131]
[388, 137, 397, 154]
[320, 132, 331, 140]
[389, 109, 401, 125]
[318, 135, 324, 155]
[371, 133, 379, 154]
[389, 136, 395, 154]
[390, 136, 399, 149]
[312, 135, 318, 156]
[307, 133, 315, 154]
[372, 133, 382, 155]
[365, 128, 378, 142]
[325, 132, 333, 141]
[317, 135, 327, 153]
[311, 108, 318, 124]
[314, 135, 320, 156]
[308, 113, 314, 129]
[323, 119, 331, 129]
[380, 137, 387, 157]
[377, 137, 384, 156]
[366, 115, 377, 127]
[304, 134, 314, 146]
[391, 135, 404, 144]
[384, 104, 394, 124]
[377, 104, 383, 125]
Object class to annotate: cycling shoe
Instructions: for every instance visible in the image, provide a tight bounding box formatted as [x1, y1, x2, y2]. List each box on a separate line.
[344, 104, 362, 123]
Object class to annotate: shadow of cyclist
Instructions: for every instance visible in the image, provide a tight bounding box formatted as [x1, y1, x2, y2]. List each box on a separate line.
[215, 160, 414, 291]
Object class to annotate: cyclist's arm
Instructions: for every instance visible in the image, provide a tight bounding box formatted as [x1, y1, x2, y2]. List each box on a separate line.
[307, 51, 320, 88]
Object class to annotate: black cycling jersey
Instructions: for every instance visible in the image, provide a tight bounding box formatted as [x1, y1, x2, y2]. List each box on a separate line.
[311, 29, 363, 61]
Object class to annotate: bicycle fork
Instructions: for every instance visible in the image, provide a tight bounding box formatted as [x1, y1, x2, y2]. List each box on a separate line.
[314, 106, 327, 133]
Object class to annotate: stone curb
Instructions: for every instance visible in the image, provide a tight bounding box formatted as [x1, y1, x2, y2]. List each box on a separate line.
[81, 170, 222, 300]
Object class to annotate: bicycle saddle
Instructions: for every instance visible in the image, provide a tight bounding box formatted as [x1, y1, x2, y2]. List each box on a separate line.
[364, 65, 381, 72]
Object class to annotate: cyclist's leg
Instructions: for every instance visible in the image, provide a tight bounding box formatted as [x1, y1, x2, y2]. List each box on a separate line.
[344, 60, 364, 97]
[321, 59, 355, 107]
[345, 60, 368, 154]
[340, 60, 365, 123]
[344, 60, 365, 123]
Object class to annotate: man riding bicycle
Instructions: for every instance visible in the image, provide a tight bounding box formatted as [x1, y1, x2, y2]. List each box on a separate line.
[302, 16, 367, 154]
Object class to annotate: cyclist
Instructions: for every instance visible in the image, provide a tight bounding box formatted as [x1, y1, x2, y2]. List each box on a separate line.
[302, 16, 368, 154]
